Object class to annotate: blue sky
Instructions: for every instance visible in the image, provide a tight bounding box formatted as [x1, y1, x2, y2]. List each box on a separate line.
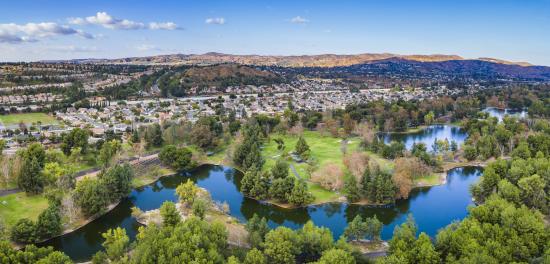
[1, 0, 549, 65]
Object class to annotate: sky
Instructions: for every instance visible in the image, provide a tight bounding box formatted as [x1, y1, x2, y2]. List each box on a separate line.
[1, 0, 549, 65]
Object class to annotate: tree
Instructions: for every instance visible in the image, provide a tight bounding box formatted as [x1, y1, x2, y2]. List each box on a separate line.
[295, 136, 310, 160]
[388, 215, 417, 260]
[99, 164, 133, 202]
[98, 139, 121, 166]
[343, 176, 361, 202]
[101, 227, 129, 261]
[392, 157, 430, 199]
[270, 176, 295, 202]
[315, 248, 355, 264]
[0, 241, 72, 264]
[172, 147, 195, 171]
[518, 174, 547, 211]
[311, 163, 344, 191]
[131, 217, 227, 263]
[411, 233, 440, 264]
[298, 221, 334, 262]
[192, 199, 208, 219]
[145, 123, 163, 148]
[160, 201, 181, 226]
[61, 128, 89, 155]
[74, 178, 108, 216]
[264, 226, 300, 264]
[244, 248, 266, 264]
[271, 159, 289, 179]
[511, 141, 531, 159]
[342, 113, 355, 137]
[227, 256, 241, 264]
[245, 214, 270, 248]
[190, 124, 215, 149]
[424, 111, 435, 126]
[35, 205, 62, 240]
[343, 215, 367, 242]
[17, 143, 46, 194]
[463, 144, 478, 161]
[10, 218, 36, 243]
[287, 179, 314, 206]
[175, 179, 199, 206]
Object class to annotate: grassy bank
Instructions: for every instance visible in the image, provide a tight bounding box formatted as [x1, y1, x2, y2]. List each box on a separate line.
[0, 193, 49, 227]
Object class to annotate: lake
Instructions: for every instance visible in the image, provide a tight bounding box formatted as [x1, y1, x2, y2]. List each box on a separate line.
[381, 125, 468, 151]
[39, 165, 481, 262]
[483, 107, 527, 122]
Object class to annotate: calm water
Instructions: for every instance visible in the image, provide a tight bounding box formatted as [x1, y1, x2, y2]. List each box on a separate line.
[381, 125, 468, 151]
[39, 165, 481, 262]
[483, 107, 527, 122]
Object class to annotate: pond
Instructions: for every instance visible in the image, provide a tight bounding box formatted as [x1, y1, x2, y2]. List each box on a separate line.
[483, 107, 527, 122]
[381, 125, 468, 151]
[39, 165, 482, 262]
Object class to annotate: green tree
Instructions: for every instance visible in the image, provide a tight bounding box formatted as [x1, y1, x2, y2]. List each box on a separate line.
[463, 144, 478, 161]
[424, 111, 435, 126]
[99, 164, 133, 202]
[264, 226, 300, 264]
[35, 205, 62, 240]
[518, 174, 547, 211]
[269, 176, 294, 202]
[145, 123, 163, 148]
[295, 136, 310, 160]
[227, 256, 241, 264]
[10, 218, 36, 243]
[17, 143, 46, 194]
[411, 233, 440, 264]
[192, 199, 208, 219]
[244, 248, 266, 264]
[343, 176, 361, 202]
[315, 248, 355, 264]
[287, 179, 314, 206]
[160, 201, 181, 226]
[388, 215, 417, 260]
[98, 139, 121, 166]
[101, 227, 129, 261]
[298, 221, 334, 262]
[61, 127, 89, 155]
[74, 178, 108, 216]
[512, 141, 532, 159]
[245, 214, 270, 249]
[271, 159, 289, 179]
[175, 179, 199, 206]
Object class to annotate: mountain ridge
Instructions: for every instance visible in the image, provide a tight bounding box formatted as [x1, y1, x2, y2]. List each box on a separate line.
[57, 52, 537, 67]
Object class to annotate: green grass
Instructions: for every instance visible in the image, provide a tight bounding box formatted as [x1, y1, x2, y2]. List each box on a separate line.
[0, 193, 49, 227]
[262, 131, 394, 203]
[414, 173, 442, 186]
[0, 113, 58, 126]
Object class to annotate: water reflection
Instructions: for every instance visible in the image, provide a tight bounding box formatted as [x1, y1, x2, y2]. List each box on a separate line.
[381, 125, 468, 151]
[39, 165, 481, 262]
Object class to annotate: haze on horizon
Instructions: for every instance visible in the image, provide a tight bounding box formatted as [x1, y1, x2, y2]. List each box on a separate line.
[1, 0, 549, 65]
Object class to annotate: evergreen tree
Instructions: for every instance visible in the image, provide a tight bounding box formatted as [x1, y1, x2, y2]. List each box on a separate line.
[160, 201, 181, 226]
[287, 179, 314, 206]
[295, 136, 310, 160]
[343, 176, 361, 202]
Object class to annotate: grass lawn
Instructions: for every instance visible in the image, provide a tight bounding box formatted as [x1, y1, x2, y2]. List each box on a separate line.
[262, 131, 394, 203]
[0, 113, 58, 126]
[0, 193, 49, 227]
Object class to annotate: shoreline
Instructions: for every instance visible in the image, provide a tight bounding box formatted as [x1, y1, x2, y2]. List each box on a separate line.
[25, 156, 486, 248]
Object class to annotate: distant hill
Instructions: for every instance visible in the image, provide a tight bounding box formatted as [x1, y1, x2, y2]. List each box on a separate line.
[72, 52, 534, 68]
[281, 58, 550, 82]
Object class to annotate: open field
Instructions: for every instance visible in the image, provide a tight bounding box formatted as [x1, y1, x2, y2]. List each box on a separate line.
[0, 193, 49, 227]
[0, 113, 58, 126]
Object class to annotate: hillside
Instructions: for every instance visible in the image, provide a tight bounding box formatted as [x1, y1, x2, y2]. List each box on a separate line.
[73, 52, 533, 68]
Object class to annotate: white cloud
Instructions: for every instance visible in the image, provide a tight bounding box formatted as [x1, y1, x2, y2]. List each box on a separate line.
[69, 12, 180, 30]
[290, 16, 309, 24]
[135, 44, 159, 51]
[48, 45, 99, 52]
[0, 22, 93, 43]
[149, 22, 180, 30]
[205, 17, 225, 25]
